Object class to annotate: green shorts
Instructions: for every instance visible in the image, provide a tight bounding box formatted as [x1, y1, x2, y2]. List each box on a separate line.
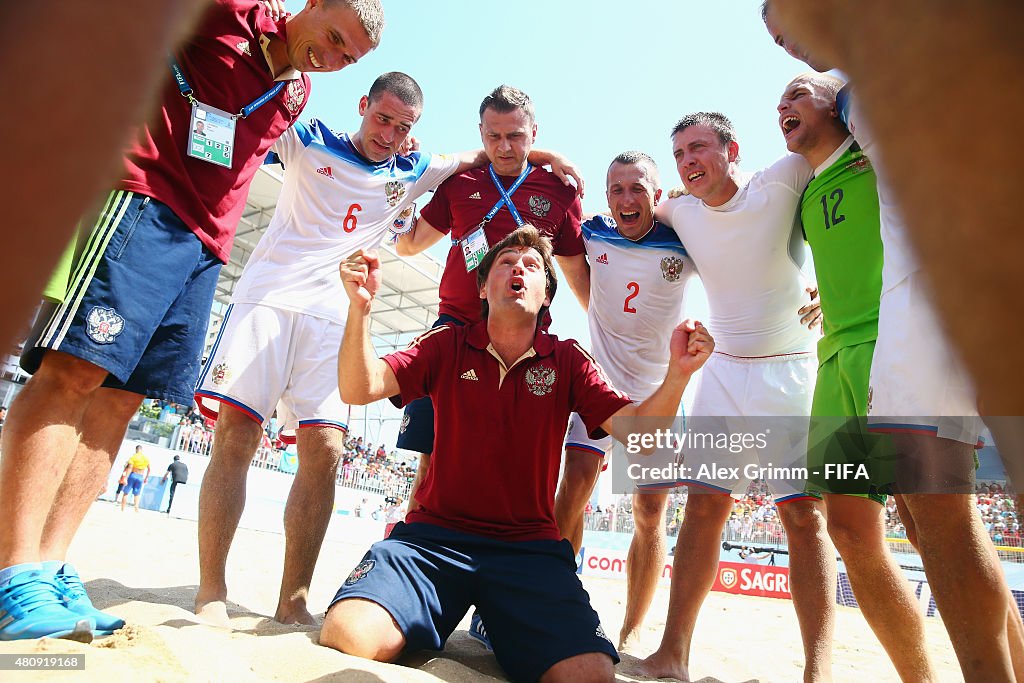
[806, 340, 892, 504]
[42, 231, 82, 304]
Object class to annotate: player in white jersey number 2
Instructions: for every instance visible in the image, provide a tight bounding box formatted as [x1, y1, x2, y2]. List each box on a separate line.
[553, 151, 696, 651]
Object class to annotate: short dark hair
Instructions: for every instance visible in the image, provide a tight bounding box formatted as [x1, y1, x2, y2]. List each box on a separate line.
[479, 85, 535, 124]
[608, 150, 661, 190]
[476, 225, 557, 321]
[173, 455, 181, 461]
[760, 0, 770, 22]
[367, 71, 423, 110]
[670, 112, 737, 147]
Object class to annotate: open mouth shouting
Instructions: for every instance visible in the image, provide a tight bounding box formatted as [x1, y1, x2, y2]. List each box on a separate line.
[618, 210, 641, 227]
[509, 277, 526, 295]
[781, 114, 801, 138]
[686, 170, 706, 184]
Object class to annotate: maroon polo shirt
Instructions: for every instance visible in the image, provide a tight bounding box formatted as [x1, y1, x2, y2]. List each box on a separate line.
[384, 322, 631, 541]
[420, 166, 584, 324]
[120, 0, 311, 263]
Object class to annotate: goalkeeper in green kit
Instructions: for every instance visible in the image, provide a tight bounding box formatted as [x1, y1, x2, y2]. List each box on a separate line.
[778, 71, 937, 680]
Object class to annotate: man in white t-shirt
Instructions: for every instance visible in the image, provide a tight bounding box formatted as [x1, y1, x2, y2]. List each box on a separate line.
[638, 112, 835, 682]
[192, 72, 576, 627]
[552, 151, 696, 651]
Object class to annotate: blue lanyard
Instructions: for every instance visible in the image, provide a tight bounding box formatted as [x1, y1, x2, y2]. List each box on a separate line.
[485, 164, 533, 226]
[169, 57, 285, 119]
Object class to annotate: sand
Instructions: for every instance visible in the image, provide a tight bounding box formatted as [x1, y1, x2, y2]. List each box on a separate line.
[0, 503, 964, 682]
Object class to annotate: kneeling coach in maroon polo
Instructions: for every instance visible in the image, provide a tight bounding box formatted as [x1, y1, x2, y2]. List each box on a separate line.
[321, 225, 713, 682]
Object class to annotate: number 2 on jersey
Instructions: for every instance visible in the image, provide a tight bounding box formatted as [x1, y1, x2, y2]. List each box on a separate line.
[623, 281, 640, 314]
[343, 203, 362, 233]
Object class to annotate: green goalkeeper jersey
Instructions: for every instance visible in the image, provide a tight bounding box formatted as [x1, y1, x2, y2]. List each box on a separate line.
[801, 139, 883, 363]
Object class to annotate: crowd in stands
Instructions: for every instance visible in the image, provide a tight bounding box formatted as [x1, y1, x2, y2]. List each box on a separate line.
[136, 401, 1023, 548]
[137, 402, 415, 498]
[582, 479, 1022, 551]
[338, 435, 416, 498]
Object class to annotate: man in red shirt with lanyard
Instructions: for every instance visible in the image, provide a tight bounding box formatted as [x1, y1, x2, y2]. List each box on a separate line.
[323, 226, 713, 682]
[393, 83, 590, 527]
[0, 0, 382, 643]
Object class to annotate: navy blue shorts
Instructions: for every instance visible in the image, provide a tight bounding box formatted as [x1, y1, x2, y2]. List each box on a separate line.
[330, 522, 618, 682]
[21, 191, 222, 404]
[124, 473, 144, 497]
[395, 315, 465, 454]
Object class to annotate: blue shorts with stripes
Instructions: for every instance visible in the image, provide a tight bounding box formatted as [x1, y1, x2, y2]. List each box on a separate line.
[21, 191, 222, 404]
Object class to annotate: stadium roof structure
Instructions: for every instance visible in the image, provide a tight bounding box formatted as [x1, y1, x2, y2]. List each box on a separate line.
[211, 164, 444, 353]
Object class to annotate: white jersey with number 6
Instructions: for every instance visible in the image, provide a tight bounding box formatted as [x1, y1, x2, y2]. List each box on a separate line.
[232, 119, 461, 323]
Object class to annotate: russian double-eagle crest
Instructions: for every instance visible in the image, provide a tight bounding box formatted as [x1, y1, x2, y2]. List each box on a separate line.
[528, 195, 551, 217]
[283, 80, 306, 115]
[212, 363, 232, 386]
[385, 180, 407, 207]
[85, 306, 124, 344]
[344, 559, 376, 585]
[525, 366, 556, 396]
[661, 256, 684, 282]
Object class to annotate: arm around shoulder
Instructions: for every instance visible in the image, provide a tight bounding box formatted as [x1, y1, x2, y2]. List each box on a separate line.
[555, 253, 590, 312]
[395, 214, 447, 257]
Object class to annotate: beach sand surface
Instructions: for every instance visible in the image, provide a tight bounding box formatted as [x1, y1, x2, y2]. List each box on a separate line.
[0, 504, 964, 682]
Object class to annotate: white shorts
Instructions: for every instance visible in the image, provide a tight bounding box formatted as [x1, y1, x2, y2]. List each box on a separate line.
[564, 412, 613, 458]
[680, 351, 817, 502]
[195, 303, 348, 443]
[566, 408, 685, 489]
[867, 272, 982, 446]
[563, 414, 613, 486]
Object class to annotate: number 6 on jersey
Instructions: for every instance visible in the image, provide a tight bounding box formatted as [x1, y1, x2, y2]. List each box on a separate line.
[343, 203, 362, 233]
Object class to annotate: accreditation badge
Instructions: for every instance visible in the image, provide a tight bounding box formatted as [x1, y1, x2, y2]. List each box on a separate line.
[188, 101, 236, 169]
[462, 224, 490, 272]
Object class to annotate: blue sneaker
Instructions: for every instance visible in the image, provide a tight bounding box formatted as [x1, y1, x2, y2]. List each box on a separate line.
[0, 570, 94, 642]
[55, 565, 125, 636]
[468, 611, 492, 651]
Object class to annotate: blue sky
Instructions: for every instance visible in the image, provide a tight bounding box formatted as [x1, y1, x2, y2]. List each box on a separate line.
[283, 0, 814, 445]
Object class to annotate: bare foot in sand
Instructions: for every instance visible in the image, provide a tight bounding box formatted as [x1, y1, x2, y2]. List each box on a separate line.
[618, 626, 644, 655]
[275, 599, 317, 626]
[635, 649, 690, 682]
[194, 598, 232, 628]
